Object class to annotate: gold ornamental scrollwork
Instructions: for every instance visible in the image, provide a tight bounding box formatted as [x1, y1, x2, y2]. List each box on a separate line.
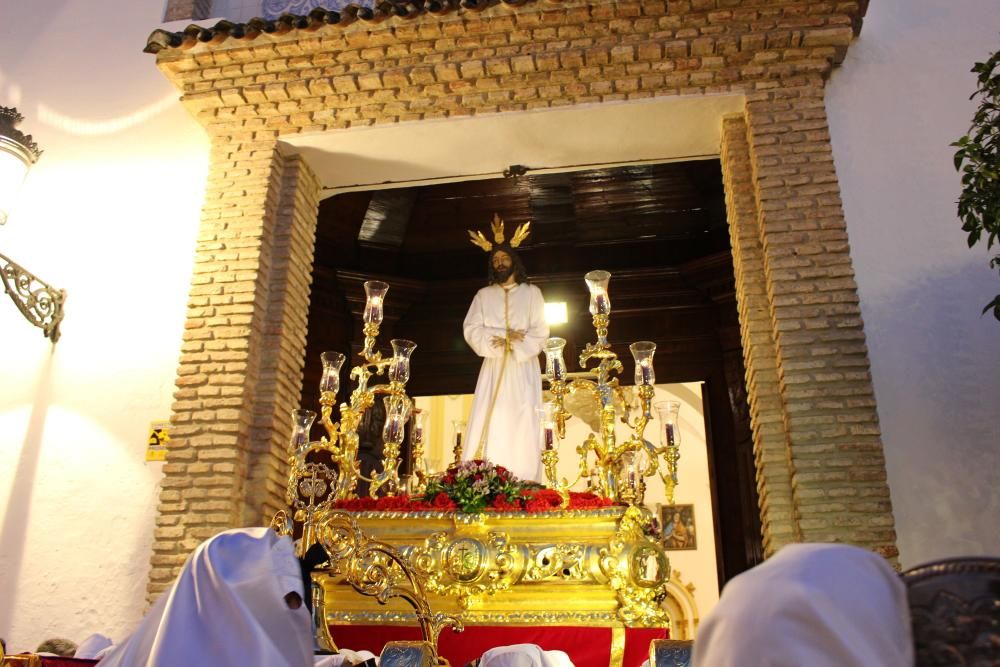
[523, 544, 589, 582]
[599, 505, 671, 626]
[312, 509, 463, 656]
[406, 528, 524, 608]
[313, 509, 671, 629]
[326, 610, 622, 626]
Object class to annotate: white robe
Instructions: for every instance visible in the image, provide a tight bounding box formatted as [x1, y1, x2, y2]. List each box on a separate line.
[463, 282, 549, 482]
[98, 527, 315, 667]
[692, 543, 914, 667]
[75, 634, 113, 659]
[480, 644, 574, 667]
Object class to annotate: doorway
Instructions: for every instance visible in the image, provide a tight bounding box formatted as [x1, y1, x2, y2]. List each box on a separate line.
[298, 159, 763, 587]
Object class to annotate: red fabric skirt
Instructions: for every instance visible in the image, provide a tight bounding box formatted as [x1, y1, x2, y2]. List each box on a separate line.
[25, 626, 666, 667]
[330, 624, 667, 667]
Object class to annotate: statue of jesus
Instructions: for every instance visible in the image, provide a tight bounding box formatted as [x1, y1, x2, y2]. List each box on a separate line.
[462, 218, 549, 482]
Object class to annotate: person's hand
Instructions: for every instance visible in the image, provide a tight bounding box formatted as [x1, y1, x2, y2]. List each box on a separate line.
[490, 335, 507, 348]
[508, 329, 526, 342]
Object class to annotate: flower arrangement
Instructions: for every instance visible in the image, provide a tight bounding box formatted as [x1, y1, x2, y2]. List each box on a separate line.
[330, 459, 616, 514]
[423, 459, 528, 513]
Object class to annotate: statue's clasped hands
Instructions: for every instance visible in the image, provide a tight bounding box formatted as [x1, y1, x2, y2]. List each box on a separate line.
[491, 329, 525, 350]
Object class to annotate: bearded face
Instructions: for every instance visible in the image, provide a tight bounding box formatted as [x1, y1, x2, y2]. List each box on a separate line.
[491, 250, 514, 283]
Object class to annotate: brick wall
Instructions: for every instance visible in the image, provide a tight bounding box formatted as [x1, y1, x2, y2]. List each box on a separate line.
[149, 141, 320, 599]
[721, 113, 800, 556]
[743, 83, 895, 558]
[152, 0, 860, 132]
[147, 0, 896, 599]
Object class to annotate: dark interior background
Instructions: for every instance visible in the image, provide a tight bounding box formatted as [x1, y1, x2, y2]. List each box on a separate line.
[300, 159, 763, 585]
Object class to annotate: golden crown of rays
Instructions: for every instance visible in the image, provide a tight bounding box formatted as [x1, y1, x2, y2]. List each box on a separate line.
[467, 213, 531, 252]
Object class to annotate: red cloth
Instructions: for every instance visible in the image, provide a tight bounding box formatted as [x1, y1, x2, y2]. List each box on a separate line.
[330, 624, 667, 667]
[332, 491, 614, 513]
[41, 626, 667, 667]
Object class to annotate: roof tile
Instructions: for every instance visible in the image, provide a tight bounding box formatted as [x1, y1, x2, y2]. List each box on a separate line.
[145, 0, 552, 54]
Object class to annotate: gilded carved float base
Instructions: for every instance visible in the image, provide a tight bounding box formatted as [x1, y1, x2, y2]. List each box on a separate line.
[314, 506, 671, 631]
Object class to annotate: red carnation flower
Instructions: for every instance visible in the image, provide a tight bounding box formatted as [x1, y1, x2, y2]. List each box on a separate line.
[524, 489, 564, 512]
[566, 491, 615, 510]
[488, 495, 521, 511]
[332, 496, 378, 511]
[375, 494, 413, 510]
[432, 492, 457, 510]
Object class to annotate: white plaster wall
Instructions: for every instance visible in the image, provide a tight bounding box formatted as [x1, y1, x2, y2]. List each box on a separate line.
[827, 0, 1000, 567]
[0, 0, 208, 652]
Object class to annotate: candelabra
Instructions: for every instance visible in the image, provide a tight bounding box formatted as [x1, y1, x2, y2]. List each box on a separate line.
[654, 400, 682, 504]
[284, 269, 683, 548]
[450, 419, 466, 466]
[408, 408, 430, 495]
[284, 280, 420, 544]
[537, 401, 570, 507]
[541, 270, 681, 507]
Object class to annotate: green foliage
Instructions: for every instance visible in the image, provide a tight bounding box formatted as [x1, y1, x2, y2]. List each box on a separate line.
[422, 459, 527, 513]
[953, 50, 1000, 320]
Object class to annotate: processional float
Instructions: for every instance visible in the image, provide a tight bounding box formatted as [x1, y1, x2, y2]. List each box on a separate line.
[273, 225, 686, 666]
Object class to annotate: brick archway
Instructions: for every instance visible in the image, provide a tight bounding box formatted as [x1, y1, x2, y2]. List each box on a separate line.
[144, 0, 897, 601]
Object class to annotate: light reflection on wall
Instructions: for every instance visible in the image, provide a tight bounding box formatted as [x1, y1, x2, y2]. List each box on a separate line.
[0, 64, 180, 139]
[37, 94, 179, 137]
[0, 66, 23, 108]
[0, 404, 164, 647]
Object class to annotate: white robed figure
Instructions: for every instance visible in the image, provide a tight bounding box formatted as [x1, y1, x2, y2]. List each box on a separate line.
[462, 224, 549, 482]
[97, 527, 316, 667]
[692, 543, 914, 667]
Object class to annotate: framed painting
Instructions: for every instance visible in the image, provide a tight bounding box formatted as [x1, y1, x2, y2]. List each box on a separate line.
[658, 504, 696, 550]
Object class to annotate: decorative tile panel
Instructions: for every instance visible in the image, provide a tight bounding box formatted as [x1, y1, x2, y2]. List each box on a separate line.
[262, 0, 375, 19]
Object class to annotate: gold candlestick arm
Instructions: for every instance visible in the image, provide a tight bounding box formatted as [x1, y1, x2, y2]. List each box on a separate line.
[541, 449, 571, 508]
[632, 384, 655, 440]
[361, 321, 382, 362]
[410, 443, 427, 495]
[660, 446, 681, 505]
[319, 393, 342, 449]
[450, 420, 466, 466]
[547, 377, 569, 439]
[370, 385, 412, 498]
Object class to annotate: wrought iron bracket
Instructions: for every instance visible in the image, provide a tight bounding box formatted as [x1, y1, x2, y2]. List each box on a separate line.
[0, 250, 65, 342]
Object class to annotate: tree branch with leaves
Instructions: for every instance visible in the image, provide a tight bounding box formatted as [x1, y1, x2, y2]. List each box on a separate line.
[953, 50, 1000, 321]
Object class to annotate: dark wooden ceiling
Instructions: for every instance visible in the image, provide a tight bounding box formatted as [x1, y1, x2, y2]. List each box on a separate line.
[314, 158, 730, 280]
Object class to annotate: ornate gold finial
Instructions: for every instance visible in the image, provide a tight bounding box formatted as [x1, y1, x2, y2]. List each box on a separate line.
[467, 229, 493, 252]
[468, 214, 531, 253]
[490, 213, 505, 244]
[509, 222, 531, 248]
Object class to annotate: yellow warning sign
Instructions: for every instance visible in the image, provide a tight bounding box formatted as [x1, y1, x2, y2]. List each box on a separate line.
[147, 421, 170, 462]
